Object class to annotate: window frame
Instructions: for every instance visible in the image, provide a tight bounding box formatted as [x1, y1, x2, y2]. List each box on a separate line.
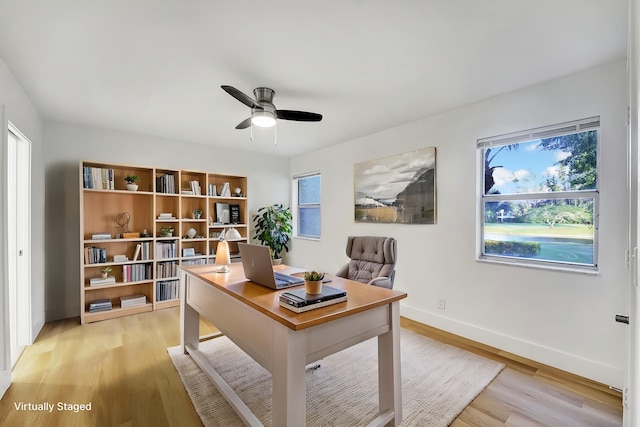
[477, 117, 600, 273]
[293, 172, 321, 240]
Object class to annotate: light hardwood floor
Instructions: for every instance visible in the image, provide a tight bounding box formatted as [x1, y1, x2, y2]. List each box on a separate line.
[0, 308, 623, 426]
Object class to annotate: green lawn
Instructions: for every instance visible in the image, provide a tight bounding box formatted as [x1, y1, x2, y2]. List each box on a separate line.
[484, 223, 593, 239]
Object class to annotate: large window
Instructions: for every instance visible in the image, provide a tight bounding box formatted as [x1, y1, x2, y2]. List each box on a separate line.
[478, 117, 599, 271]
[294, 173, 321, 238]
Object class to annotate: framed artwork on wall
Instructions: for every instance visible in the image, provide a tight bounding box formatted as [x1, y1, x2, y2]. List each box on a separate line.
[354, 147, 436, 224]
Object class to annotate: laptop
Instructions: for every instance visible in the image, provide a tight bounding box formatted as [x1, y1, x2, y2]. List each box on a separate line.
[238, 243, 305, 289]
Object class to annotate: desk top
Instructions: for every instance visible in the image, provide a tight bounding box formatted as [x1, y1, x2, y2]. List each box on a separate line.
[181, 263, 407, 331]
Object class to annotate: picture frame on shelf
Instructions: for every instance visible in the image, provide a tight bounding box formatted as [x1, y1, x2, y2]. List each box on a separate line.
[182, 248, 195, 257]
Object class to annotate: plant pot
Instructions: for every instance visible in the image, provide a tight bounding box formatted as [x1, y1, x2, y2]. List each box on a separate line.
[126, 183, 138, 191]
[305, 280, 322, 295]
[101, 272, 109, 279]
[272, 258, 282, 266]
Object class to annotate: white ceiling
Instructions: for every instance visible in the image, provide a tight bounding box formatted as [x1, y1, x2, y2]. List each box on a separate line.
[0, 1, 629, 157]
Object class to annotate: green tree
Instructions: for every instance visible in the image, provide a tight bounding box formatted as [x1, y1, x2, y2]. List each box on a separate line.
[538, 130, 597, 190]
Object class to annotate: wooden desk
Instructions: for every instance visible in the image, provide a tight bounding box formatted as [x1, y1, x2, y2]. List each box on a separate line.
[180, 263, 407, 426]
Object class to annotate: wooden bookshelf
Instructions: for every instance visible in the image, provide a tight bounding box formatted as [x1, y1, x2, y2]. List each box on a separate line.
[79, 161, 249, 324]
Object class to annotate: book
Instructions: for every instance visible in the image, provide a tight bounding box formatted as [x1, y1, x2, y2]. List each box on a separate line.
[279, 285, 347, 313]
[91, 233, 112, 240]
[120, 294, 147, 308]
[89, 276, 116, 285]
[132, 244, 142, 261]
[89, 298, 112, 312]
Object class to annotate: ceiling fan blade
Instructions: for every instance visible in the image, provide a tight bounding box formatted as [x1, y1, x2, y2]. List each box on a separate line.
[276, 110, 323, 122]
[235, 118, 252, 129]
[221, 85, 263, 109]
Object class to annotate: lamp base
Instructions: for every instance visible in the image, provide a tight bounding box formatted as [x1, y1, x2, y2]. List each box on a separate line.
[215, 264, 230, 273]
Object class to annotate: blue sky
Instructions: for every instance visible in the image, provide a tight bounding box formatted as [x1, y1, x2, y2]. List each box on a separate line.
[487, 140, 571, 194]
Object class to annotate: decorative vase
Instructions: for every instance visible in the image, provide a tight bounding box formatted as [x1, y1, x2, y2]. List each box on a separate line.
[305, 280, 322, 295]
[126, 183, 138, 191]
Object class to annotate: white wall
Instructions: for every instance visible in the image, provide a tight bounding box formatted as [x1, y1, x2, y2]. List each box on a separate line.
[289, 60, 629, 387]
[43, 122, 291, 320]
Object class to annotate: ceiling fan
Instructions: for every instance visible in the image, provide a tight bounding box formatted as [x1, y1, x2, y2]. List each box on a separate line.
[221, 85, 322, 129]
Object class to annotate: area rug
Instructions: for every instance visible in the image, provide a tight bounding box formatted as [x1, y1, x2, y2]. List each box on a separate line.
[167, 328, 503, 426]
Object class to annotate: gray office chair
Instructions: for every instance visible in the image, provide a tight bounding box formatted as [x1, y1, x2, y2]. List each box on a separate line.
[335, 236, 397, 289]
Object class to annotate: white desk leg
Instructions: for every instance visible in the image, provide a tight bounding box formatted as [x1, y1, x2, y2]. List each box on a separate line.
[180, 272, 199, 354]
[377, 301, 402, 426]
[272, 323, 306, 426]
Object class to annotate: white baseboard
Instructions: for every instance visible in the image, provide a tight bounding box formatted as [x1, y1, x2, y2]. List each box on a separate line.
[400, 303, 623, 388]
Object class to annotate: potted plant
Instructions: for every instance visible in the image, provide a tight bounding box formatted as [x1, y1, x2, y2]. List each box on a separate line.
[193, 209, 203, 219]
[124, 175, 139, 191]
[160, 226, 174, 237]
[304, 271, 325, 294]
[253, 204, 293, 264]
[100, 266, 112, 279]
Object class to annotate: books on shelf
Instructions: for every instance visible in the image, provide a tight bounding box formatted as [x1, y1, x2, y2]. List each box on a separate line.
[89, 276, 116, 286]
[189, 180, 202, 195]
[120, 294, 147, 309]
[156, 173, 175, 194]
[156, 261, 177, 278]
[122, 263, 152, 282]
[83, 167, 115, 190]
[89, 298, 112, 313]
[113, 254, 128, 263]
[279, 285, 347, 313]
[208, 184, 217, 196]
[91, 233, 112, 240]
[156, 280, 179, 301]
[157, 213, 176, 220]
[84, 246, 107, 264]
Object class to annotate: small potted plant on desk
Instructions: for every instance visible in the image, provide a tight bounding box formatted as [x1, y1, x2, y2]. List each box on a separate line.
[253, 204, 292, 265]
[304, 271, 325, 295]
[124, 175, 139, 191]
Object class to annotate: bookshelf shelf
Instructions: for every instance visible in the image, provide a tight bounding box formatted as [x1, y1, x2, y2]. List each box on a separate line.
[80, 160, 248, 324]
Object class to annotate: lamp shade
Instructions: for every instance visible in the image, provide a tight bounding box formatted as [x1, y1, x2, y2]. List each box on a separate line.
[215, 240, 231, 273]
[225, 227, 242, 240]
[251, 110, 276, 127]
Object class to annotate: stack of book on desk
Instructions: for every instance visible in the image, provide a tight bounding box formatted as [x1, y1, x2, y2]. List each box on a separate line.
[279, 286, 347, 313]
[120, 294, 147, 309]
[89, 299, 112, 313]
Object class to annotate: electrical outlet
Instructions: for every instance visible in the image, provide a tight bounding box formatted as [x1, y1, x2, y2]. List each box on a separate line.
[437, 298, 446, 310]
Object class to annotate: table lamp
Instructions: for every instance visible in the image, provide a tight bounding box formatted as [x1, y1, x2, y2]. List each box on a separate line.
[215, 240, 231, 273]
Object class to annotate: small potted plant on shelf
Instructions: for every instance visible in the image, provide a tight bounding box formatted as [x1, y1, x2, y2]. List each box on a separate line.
[124, 175, 139, 191]
[160, 226, 174, 237]
[100, 266, 112, 279]
[304, 271, 325, 295]
[253, 204, 293, 264]
[193, 209, 203, 219]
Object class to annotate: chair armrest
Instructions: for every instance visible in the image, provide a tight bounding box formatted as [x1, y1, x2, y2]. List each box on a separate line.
[335, 264, 349, 279]
[368, 276, 393, 289]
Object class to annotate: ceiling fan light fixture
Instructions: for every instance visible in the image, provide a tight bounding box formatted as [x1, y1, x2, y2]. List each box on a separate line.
[251, 110, 276, 127]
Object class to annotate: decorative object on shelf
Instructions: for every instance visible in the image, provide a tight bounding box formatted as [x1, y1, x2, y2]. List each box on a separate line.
[230, 204, 240, 223]
[253, 204, 292, 261]
[101, 266, 112, 279]
[124, 175, 139, 191]
[354, 146, 437, 224]
[186, 228, 197, 239]
[216, 203, 230, 223]
[220, 182, 231, 197]
[140, 229, 151, 237]
[214, 239, 231, 273]
[304, 271, 325, 295]
[225, 227, 242, 241]
[115, 212, 131, 236]
[233, 187, 243, 197]
[193, 209, 203, 219]
[160, 226, 174, 237]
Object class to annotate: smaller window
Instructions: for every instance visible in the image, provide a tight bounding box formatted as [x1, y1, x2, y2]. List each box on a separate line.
[294, 173, 321, 238]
